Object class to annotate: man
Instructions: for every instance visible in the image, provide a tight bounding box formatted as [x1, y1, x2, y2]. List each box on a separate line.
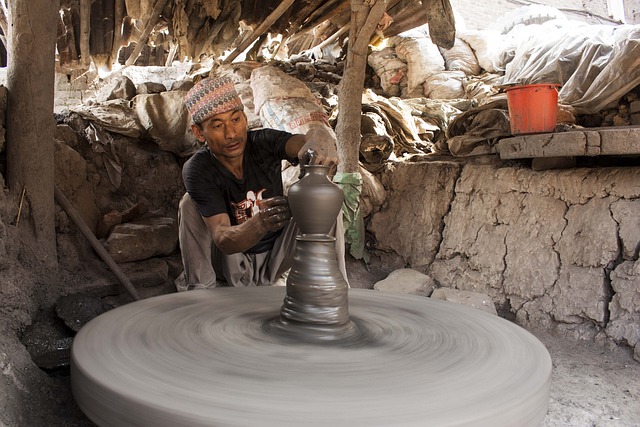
[176, 75, 346, 290]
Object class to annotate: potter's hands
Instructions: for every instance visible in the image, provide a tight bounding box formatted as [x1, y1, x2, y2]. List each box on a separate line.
[257, 196, 292, 232]
[298, 127, 339, 167]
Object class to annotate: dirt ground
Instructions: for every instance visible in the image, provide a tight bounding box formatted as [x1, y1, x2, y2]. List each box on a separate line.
[32, 259, 638, 427]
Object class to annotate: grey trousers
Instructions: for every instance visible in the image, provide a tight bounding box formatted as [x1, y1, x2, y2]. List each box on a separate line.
[176, 193, 348, 290]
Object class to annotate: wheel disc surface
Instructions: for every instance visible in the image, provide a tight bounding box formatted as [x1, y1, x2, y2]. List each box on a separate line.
[71, 287, 551, 426]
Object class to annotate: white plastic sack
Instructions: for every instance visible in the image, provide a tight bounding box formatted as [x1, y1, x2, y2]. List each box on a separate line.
[260, 97, 331, 135]
[440, 38, 481, 76]
[423, 71, 466, 100]
[234, 82, 262, 129]
[133, 91, 198, 157]
[458, 30, 512, 73]
[368, 47, 408, 92]
[393, 35, 445, 97]
[250, 65, 316, 113]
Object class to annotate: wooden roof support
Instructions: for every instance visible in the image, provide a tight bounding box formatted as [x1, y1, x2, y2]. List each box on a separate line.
[111, 0, 125, 66]
[0, 1, 8, 47]
[311, 22, 349, 52]
[288, 0, 350, 44]
[222, 0, 296, 64]
[124, 0, 169, 67]
[80, 0, 91, 67]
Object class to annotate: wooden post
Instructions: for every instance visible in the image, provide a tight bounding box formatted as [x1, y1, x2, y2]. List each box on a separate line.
[335, 0, 388, 174]
[223, 0, 296, 64]
[6, 0, 60, 268]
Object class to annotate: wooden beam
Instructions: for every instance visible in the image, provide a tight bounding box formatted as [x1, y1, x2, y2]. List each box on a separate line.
[80, 0, 91, 67]
[312, 22, 349, 52]
[223, 0, 296, 64]
[124, 0, 169, 66]
[111, 0, 125, 66]
[0, 1, 8, 43]
[288, 0, 349, 43]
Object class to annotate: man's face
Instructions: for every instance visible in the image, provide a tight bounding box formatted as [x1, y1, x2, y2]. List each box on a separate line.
[192, 110, 248, 160]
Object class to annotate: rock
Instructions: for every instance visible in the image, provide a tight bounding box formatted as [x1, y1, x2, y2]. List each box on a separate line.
[132, 91, 198, 157]
[431, 288, 498, 316]
[606, 260, 640, 362]
[54, 140, 101, 233]
[55, 294, 114, 332]
[103, 216, 178, 263]
[136, 82, 167, 94]
[65, 257, 171, 298]
[96, 203, 148, 239]
[170, 80, 194, 91]
[21, 322, 74, 370]
[96, 210, 123, 239]
[373, 268, 435, 296]
[95, 74, 137, 103]
[55, 124, 80, 149]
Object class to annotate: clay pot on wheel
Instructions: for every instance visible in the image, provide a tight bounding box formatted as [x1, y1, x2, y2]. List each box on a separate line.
[287, 164, 343, 236]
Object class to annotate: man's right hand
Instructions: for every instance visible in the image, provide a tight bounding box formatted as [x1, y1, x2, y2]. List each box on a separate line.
[257, 196, 292, 232]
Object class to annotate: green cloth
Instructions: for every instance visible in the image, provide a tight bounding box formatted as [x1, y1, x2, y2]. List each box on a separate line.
[333, 172, 368, 262]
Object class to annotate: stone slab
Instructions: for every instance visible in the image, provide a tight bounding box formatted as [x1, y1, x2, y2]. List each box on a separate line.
[497, 126, 640, 159]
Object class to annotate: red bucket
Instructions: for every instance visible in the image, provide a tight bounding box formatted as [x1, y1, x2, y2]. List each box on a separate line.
[505, 84, 560, 135]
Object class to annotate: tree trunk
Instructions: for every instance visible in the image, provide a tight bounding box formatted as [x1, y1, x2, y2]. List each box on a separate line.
[335, 0, 387, 174]
[6, 0, 60, 268]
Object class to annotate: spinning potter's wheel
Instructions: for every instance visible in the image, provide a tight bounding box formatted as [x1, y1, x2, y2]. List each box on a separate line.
[71, 287, 552, 426]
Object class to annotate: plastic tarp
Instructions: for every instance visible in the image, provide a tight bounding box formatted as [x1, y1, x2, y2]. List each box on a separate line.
[502, 21, 640, 114]
[333, 172, 366, 261]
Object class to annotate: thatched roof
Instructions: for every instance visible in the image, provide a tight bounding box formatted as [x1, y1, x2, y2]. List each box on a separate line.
[55, 0, 446, 73]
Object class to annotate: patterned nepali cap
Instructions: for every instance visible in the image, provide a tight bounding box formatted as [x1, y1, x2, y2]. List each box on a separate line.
[184, 75, 244, 124]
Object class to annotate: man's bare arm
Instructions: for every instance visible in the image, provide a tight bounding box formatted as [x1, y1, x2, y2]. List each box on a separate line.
[202, 197, 291, 254]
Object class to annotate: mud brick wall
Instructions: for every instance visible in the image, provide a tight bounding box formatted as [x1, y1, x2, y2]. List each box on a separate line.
[370, 158, 640, 360]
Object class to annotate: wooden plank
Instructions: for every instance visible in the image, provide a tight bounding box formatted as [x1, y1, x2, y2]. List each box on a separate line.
[497, 127, 640, 159]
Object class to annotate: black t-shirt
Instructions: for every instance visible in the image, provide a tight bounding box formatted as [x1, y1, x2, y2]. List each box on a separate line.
[182, 128, 298, 253]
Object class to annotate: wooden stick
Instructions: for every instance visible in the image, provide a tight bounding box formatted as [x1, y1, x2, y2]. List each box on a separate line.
[223, 0, 295, 64]
[16, 186, 25, 226]
[312, 23, 349, 52]
[54, 185, 141, 301]
[124, 0, 169, 66]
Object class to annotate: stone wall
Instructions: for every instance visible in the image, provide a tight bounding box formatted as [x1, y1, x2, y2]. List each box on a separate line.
[369, 157, 640, 360]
